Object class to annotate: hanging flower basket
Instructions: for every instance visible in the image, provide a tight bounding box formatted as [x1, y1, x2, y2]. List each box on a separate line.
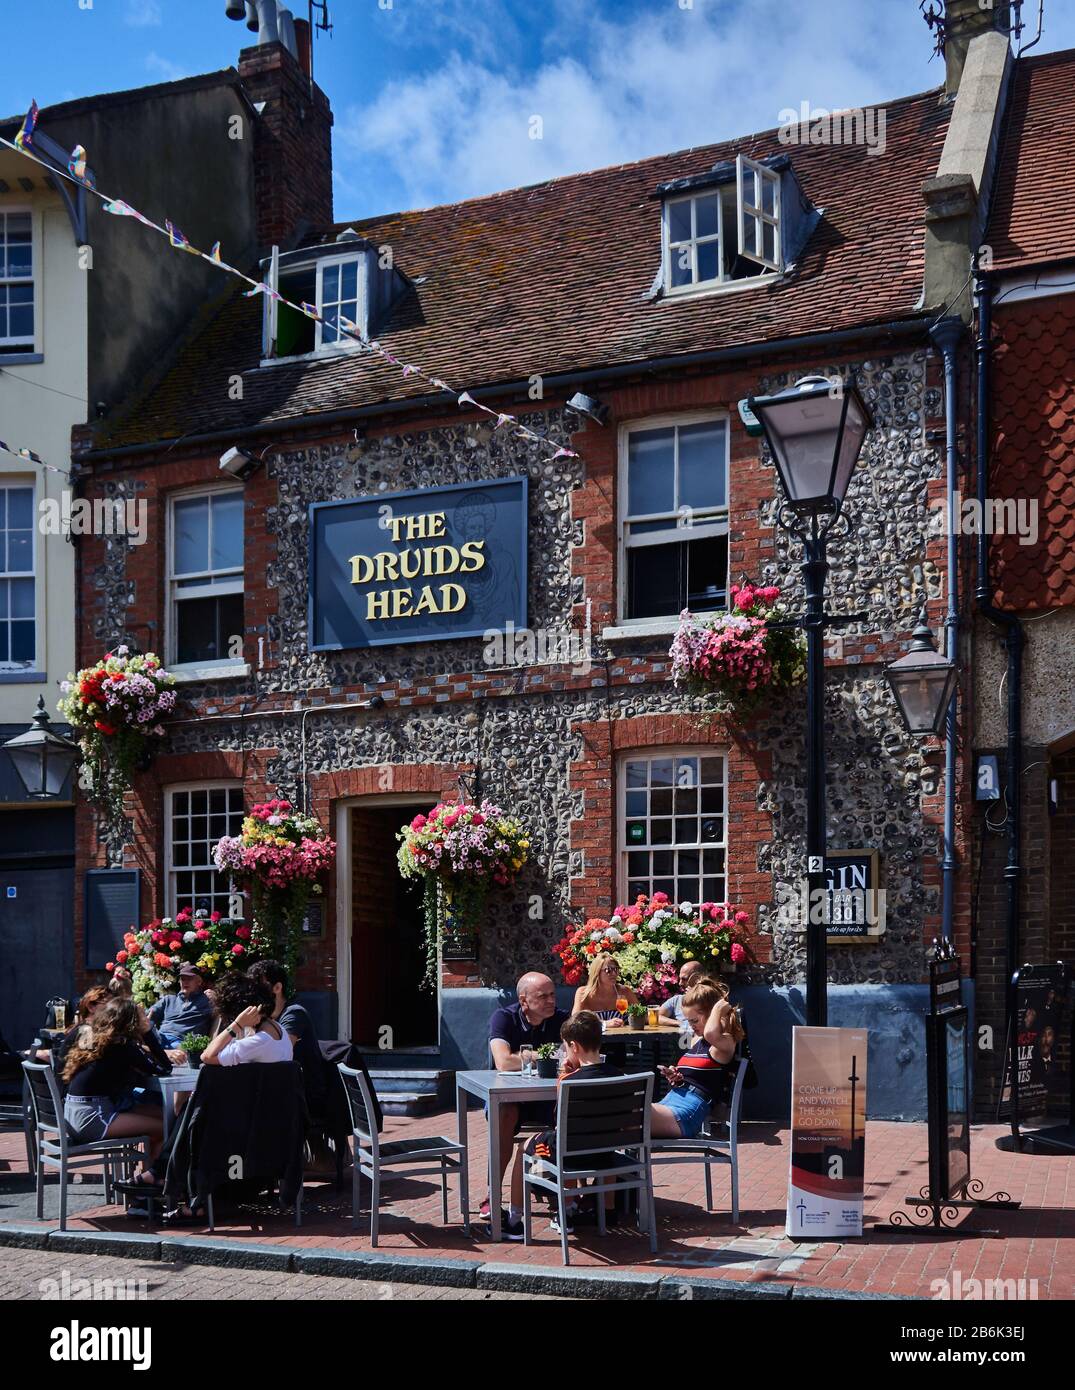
[213, 798, 336, 978]
[396, 800, 530, 992]
[670, 583, 805, 715]
[105, 907, 271, 1005]
[552, 894, 755, 1001]
[58, 647, 176, 819]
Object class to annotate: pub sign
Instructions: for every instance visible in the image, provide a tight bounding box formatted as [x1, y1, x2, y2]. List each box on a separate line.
[309, 477, 528, 650]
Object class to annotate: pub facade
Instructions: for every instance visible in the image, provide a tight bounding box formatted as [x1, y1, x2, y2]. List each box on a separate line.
[68, 26, 1031, 1118]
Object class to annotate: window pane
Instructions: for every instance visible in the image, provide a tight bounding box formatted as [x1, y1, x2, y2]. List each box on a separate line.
[627, 540, 682, 620]
[628, 428, 676, 517]
[652, 851, 674, 876]
[761, 174, 777, 215]
[651, 818, 673, 845]
[686, 534, 727, 611]
[668, 200, 692, 242]
[625, 790, 646, 817]
[763, 220, 777, 265]
[7, 488, 32, 528]
[674, 757, 698, 789]
[650, 758, 674, 787]
[0, 581, 7, 618]
[670, 243, 692, 288]
[678, 421, 726, 510]
[322, 263, 339, 300]
[174, 497, 209, 575]
[700, 757, 724, 784]
[695, 195, 719, 239]
[625, 760, 647, 789]
[6, 530, 32, 573]
[339, 260, 358, 300]
[176, 593, 241, 664]
[210, 492, 243, 571]
[696, 240, 719, 283]
[10, 576, 33, 617]
[650, 789, 672, 816]
[10, 620, 33, 661]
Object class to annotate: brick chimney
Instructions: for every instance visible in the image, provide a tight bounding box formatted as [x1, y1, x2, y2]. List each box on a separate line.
[238, 41, 333, 253]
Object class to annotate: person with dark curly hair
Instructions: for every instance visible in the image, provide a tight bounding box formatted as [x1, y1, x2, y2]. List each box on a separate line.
[199, 974, 293, 1067]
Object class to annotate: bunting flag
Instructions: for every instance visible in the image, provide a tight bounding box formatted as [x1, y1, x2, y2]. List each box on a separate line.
[67, 144, 95, 188]
[0, 439, 69, 477]
[0, 112, 579, 463]
[13, 100, 38, 150]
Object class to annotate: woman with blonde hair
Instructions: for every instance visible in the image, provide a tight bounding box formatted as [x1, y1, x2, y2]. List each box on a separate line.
[571, 954, 640, 1027]
[650, 977, 744, 1139]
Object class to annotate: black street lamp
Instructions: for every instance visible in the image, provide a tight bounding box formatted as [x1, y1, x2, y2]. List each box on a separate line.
[885, 623, 958, 737]
[2, 696, 81, 800]
[747, 375, 874, 1028]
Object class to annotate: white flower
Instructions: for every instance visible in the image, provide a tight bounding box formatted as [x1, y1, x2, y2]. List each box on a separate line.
[680, 901, 694, 914]
[650, 910, 664, 924]
[686, 926, 700, 937]
[660, 950, 676, 964]
[609, 915, 622, 927]
[183, 931, 197, 944]
[606, 926, 623, 942]
[161, 918, 173, 927]
[590, 930, 604, 942]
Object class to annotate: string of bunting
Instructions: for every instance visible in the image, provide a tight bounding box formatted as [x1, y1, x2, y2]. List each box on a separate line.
[2, 101, 579, 462]
[0, 438, 70, 477]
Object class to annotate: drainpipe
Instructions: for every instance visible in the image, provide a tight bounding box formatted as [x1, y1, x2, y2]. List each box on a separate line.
[973, 268, 1024, 1040]
[930, 317, 964, 941]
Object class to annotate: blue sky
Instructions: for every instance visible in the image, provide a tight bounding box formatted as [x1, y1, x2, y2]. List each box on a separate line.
[8, 0, 1075, 218]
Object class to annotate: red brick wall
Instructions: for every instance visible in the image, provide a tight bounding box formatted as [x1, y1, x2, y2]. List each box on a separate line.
[237, 41, 333, 253]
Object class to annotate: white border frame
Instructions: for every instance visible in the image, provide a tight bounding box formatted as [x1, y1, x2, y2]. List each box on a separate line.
[615, 746, 729, 909]
[165, 483, 245, 670]
[616, 410, 730, 627]
[162, 780, 245, 920]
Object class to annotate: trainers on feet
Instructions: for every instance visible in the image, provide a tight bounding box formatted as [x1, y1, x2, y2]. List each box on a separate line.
[502, 1216, 525, 1242]
[549, 1214, 574, 1235]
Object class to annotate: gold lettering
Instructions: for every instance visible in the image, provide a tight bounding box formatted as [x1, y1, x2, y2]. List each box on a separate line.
[386, 515, 406, 543]
[424, 545, 460, 577]
[440, 582, 466, 613]
[374, 551, 400, 582]
[399, 548, 423, 580]
[411, 585, 439, 616]
[349, 554, 375, 584]
[366, 590, 390, 620]
[459, 540, 486, 573]
[391, 588, 413, 617]
[428, 512, 447, 538]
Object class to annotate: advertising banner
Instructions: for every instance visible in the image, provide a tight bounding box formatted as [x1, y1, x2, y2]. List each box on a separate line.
[786, 1026, 868, 1239]
[999, 963, 1070, 1125]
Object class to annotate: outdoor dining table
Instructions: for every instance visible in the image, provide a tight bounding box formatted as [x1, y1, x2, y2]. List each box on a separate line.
[158, 1067, 201, 1144]
[456, 1023, 685, 1243]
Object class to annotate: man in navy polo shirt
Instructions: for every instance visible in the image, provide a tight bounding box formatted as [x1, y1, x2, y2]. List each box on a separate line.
[486, 971, 568, 1238]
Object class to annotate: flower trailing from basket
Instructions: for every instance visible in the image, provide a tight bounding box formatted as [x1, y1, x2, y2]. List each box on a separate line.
[213, 799, 335, 977]
[105, 908, 269, 1005]
[552, 894, 754, 1000]
[669, 583, 805, 714]
[58, 646, 176, 818]
[396, 799, 530, 991]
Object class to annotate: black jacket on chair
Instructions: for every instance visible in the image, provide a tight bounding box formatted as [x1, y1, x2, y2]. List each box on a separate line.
[318, 1039, 383, 1137]
[164, 1062, 307, 1209]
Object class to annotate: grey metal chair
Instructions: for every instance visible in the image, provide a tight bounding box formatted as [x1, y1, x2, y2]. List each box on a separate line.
[522, 1070, 657, 1265]
[649, 1054, 749, 1222]
[22, 1061, 149, 1231]
[338, 1062, 469, 1247]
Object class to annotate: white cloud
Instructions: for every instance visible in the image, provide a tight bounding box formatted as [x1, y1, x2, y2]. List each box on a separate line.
[335, 0, 932, 214]
[144, 51, 189, 83]
[125, 0, 163, 27]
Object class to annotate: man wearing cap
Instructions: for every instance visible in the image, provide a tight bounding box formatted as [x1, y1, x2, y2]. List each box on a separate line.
[148, 963, 215, 1056]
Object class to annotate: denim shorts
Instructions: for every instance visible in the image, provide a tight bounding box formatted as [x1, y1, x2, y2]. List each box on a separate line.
[63, 1095, 117, 1145]
[660, 1084, 710, 1138]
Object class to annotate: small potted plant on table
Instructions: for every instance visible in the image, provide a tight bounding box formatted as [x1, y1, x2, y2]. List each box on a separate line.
[180, 1034, 211, 1069]
[535, 1043, 560, 1079]
[626, 1002, 649, 1029]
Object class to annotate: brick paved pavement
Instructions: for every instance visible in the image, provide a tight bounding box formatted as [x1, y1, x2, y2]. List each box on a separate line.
[2, 1112, 1072, 1299]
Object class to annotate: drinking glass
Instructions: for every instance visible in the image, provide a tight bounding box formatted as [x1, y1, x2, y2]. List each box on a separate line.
[647, 1007, 659, 1028]
[54, 1004, 67, 1030]
[520, 1046, 534, 1077]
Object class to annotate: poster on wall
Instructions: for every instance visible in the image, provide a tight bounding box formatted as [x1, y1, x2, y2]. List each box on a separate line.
[786, 1026, 868, 1240]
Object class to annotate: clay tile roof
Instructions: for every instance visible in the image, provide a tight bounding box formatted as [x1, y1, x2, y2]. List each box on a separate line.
[90, 86, 950, 454]
[986, 47, 1075, 271]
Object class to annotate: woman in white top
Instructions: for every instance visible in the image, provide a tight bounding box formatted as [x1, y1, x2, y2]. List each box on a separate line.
[200, 975, 294, 1067]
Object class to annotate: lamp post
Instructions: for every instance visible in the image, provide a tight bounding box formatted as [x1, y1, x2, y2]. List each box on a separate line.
[747, 375, 874, 1027]
[2, 696, 81, 800]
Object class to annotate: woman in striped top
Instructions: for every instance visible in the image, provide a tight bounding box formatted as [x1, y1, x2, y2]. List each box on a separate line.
[650, 979, 742, 1139]
[571, 956, 640, 1026]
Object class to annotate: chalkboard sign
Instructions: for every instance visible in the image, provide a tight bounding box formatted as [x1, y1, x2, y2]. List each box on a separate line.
[824, 849, 884, 941]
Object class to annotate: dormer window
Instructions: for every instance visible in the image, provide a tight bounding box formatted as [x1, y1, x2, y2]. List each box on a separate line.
[659, 153, 812, 296]
[262, 232, 406, 364]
